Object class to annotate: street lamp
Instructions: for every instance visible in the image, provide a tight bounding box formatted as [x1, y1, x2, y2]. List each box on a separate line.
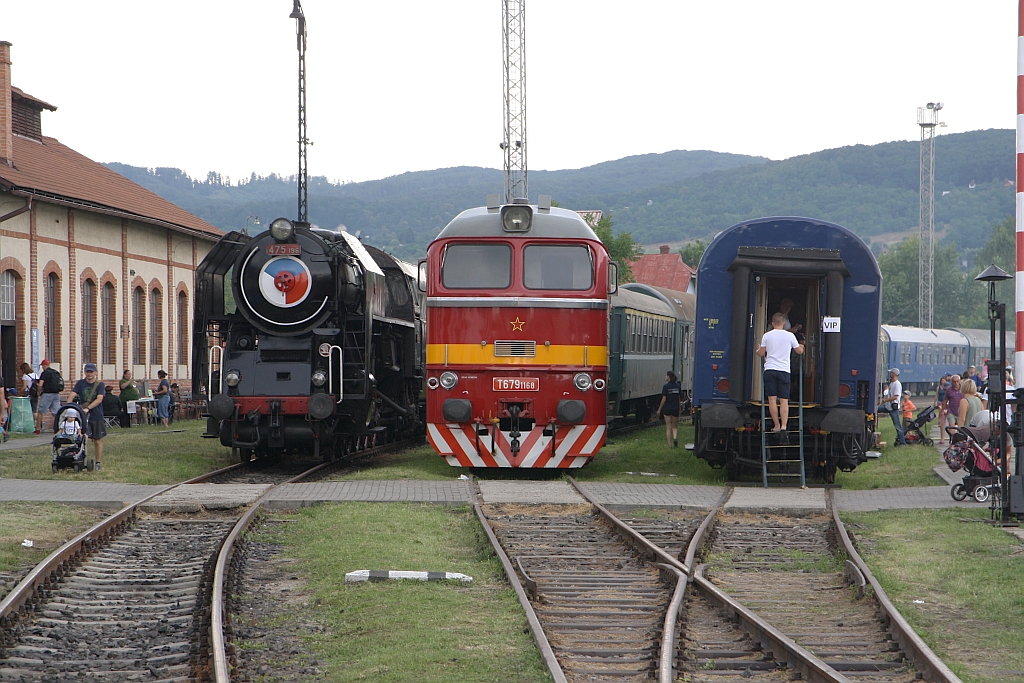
[245, 215, 260, 236]
[975, 264, 1012, 521]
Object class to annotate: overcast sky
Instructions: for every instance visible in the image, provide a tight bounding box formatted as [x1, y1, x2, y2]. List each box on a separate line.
[3, 1, 1017, 184]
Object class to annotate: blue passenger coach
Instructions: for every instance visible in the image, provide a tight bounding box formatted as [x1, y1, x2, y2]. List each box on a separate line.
[692, 217, 881, 481]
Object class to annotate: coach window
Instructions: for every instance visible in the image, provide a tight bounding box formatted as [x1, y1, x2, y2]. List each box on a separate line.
[523, 245, 593, 290]
[441, 244, 511, 289]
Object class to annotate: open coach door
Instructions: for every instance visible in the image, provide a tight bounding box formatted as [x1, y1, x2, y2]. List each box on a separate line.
[730, 246, 847, 409]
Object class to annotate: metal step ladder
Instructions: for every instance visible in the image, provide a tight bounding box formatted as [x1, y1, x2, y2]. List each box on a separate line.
[760, 357, 806, 487]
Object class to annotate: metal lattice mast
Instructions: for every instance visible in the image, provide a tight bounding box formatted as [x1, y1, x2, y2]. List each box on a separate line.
[290, 0, 309, 223]
[501, 0, 527, 203]
[917, 103, 942, 328]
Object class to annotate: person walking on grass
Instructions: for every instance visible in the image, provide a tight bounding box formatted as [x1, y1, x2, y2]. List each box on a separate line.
[656, 371, 681, 448]
[877, 368, 906, 446]
[934, 373, 951, 443]
[154, 370, 171, 428]
[942, 374, 964, 430]
[70, 363, 106, 472]
[756, 312, 804, 440]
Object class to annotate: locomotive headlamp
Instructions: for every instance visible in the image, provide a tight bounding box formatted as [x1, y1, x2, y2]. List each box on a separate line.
[225, 370, 242, 387]
[311, 369, 327, 387]
[500, 204, 532, 233]
[593, 378, 606, 391]
[427, 377, 440, 390]
[269, 217, 295, 241]
[439, 371, 459, 390]
[573, 373, 592, 391]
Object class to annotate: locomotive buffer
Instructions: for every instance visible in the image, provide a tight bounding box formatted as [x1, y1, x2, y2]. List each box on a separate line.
[759, 354, 807, 487]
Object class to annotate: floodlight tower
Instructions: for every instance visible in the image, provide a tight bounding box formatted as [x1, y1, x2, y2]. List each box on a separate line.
[290, 0, 309, 223]
[918, 102, 943, 328]
[500, 0, 527, 203]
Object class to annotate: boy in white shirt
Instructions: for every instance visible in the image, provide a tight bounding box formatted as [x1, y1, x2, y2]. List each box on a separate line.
[756, 312, 804, 437]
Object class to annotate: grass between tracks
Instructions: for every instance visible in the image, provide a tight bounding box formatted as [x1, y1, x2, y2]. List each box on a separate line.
[0, 420, 234, 484]
[840, 508, 1024, 682]
[254, 502, 550, 683]
[0, 502, 107, 572]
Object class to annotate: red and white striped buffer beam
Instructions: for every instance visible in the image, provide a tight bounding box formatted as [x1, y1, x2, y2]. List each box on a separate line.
[1017, 0, 1024, 388]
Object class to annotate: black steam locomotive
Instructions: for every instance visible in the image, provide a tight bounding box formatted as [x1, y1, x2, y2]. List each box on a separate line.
[193, 218, 424, 462]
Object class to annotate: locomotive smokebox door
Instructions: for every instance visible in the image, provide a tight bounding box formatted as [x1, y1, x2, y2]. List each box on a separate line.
[234, 231, 334, 336]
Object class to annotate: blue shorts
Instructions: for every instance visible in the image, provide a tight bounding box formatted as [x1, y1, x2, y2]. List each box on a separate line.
[764, 370, 791, 400]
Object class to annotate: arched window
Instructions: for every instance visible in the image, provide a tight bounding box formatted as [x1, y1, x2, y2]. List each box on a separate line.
[150, 288, 163, 366]
[102, 282, 116, 365]
[177, 291, 188, 366]
[82, 279, 96, 365]
[0, 270, 15, 322]
[45, 273, 60, 362]
[133, 286, 146, 366]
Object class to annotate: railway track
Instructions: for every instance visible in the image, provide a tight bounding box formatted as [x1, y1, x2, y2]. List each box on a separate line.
[0, 437, 415, 683]
[475, 479, 962, 683]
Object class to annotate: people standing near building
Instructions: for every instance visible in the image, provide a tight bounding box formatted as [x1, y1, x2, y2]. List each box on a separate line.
[69, 363, 105, 471]
[37, 360, 64, 433]
[756, 312, 804, 439]
[958, 379, 983, 429]
[154, 370, 171, 428]
[877, 368, 906, 446]
[942, 374, 964, 429]
[20, 362, 40, 433]
[934, 373, 951, 444]
[656, 370, 681, 448]
[118, 369, 140, 428]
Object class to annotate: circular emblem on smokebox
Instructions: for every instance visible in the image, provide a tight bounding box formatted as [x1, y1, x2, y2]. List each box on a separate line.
[259, 256, 312, 308]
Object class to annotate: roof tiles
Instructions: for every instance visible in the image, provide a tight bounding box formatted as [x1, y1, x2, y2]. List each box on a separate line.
[0, 135, 221, 238]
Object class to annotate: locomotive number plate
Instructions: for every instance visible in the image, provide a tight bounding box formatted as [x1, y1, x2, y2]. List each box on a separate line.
[493, 377, 539, 391]
[266, 244, 301, 256]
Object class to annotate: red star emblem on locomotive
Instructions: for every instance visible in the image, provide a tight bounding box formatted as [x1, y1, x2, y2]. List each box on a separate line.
[510, 317, 525, 331]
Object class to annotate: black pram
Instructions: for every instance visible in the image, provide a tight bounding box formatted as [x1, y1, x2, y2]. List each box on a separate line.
[903, 404, 937, 446]
[51, 404, 92, 473]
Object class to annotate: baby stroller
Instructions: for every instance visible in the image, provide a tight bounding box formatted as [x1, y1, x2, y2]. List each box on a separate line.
[943, 425, 1001, 503]
[51, 404, 92, 473]
[903, 405, 937, 446]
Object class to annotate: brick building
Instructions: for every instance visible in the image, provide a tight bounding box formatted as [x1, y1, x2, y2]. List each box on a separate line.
[0, 41, 222, 396]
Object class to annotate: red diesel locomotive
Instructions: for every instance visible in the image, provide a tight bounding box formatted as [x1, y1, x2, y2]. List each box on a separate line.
[421, 198, 615, 468]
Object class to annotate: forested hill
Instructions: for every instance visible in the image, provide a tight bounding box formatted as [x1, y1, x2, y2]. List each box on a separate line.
[106, 129, 1013, 261]
[105, 149, 763, 260]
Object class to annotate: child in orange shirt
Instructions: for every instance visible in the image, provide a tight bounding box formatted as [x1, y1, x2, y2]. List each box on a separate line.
[901, 391, 916, 424]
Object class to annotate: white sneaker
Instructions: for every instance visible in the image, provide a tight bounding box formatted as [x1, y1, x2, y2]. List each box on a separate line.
[94, 462, 102, 472]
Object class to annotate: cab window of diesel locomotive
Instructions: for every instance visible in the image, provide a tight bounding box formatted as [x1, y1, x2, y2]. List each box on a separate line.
[441, 244, 511, 289]
[523, 245, 593, 290]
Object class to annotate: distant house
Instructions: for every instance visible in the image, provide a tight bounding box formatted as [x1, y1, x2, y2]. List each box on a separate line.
[0, 41, 222, 394]
[575, 210, 602, 226]
[628, 245, 695, 293]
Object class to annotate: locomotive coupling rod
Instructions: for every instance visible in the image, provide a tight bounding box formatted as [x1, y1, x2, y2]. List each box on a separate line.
[375, 391, 409, 416]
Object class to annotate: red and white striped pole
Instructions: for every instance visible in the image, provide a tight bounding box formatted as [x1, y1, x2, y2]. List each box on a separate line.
[1017, 0, 1024, 390]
